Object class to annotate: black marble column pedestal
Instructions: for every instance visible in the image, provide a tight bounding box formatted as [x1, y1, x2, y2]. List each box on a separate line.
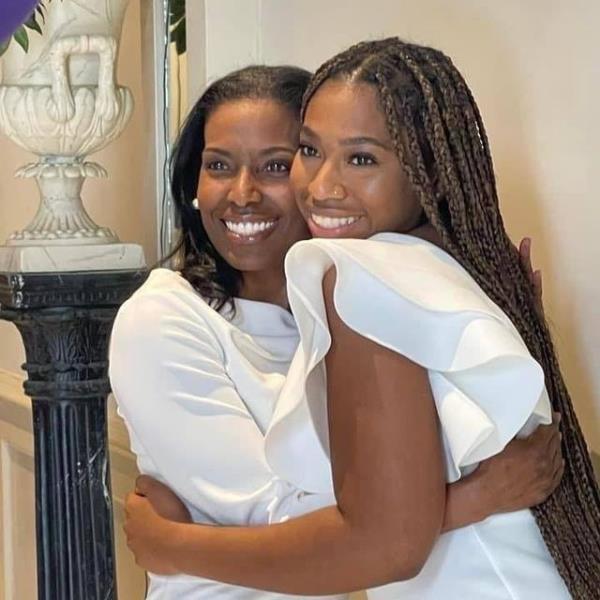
[0, 269, 147, 600]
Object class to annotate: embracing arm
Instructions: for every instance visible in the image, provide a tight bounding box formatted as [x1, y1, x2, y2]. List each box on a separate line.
[123, 272, 562, 592]
[137, 411, 564, 538]
[442, 412, 563, 532]
[125, 269, 446, 594]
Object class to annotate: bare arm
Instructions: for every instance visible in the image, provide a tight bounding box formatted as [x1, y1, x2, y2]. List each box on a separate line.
[136, 412, 564, 539]
[125, 269, 446, 594]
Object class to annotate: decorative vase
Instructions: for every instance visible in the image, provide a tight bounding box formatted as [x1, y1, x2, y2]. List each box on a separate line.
[0, 0, 144, 271]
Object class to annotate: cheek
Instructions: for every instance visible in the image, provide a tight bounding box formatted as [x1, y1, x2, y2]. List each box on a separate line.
[355, 171, 416, 231]
[196, 173, 226, 209]
[266, 181, 302, 219]
[290, 159, 311, 201]
[349, 171, 394, 216]
[378, 169, 418, 218]
[195, 179, 223, 237]
[198, 209, 218, 241]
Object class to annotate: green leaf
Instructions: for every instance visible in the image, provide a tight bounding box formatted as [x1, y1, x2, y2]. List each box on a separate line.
[13, 26, 30, 53]
[36, 5, 46, 24]
[169, 0, 185, 21]
[0, 38, 10, 58]
[24, 12, 43, 35]
[168, 0, 186, 54]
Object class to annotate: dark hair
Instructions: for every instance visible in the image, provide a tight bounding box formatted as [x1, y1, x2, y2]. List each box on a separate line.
[162, 65, 311, 313]
[303, 38, 600, 598]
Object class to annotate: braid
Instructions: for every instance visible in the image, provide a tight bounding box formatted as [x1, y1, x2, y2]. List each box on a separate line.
[306, 37, 600, 598]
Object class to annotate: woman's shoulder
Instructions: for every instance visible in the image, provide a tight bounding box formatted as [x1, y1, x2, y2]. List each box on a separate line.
[120, 268, 215, 317]
[286, 232, 457, 276]
[288, 232, 455, 269]
[285, 233, 505, 322]
[277, 235, 550, 491]
[112, 268, 224, 345]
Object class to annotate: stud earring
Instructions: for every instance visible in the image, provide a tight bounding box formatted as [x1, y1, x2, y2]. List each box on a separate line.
[192, 198, 199, 209]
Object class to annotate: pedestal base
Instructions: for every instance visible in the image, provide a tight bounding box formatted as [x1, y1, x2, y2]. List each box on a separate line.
[0, 243, 146, 273]
[0, 269, 148, 600]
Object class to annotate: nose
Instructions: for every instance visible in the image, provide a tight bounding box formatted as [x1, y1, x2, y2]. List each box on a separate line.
[307, 160, 346, 203]
[228, 167, 261, 207]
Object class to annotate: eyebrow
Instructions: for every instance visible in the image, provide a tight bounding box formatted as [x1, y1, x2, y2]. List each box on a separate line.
[203, 146, 296, 157]
[300, 126, 392, 151]
[203, 147, 232, 157]
[258, 146, 296, 156]
[340, 136, 391, 150]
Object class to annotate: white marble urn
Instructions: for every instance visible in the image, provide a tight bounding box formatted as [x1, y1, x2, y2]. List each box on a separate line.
[0, 0, 145, 272]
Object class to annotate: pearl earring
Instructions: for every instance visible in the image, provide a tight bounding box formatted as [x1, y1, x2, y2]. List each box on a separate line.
[192, 198, 199, 209]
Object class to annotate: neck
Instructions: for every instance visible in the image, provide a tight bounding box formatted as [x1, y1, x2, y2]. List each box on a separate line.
[408, 222, 444, 248]
[239, 268, 289, 310]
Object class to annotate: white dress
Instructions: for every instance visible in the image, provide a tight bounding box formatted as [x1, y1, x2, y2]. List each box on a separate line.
[108, 268, 347, 600]
[269, 232, 571, 600]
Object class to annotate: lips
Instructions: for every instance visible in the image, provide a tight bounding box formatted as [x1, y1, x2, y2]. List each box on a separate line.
[311, 214, 360, 229]
[307, 210, 365, 238]
[223, 220, 277, 236]
[219, 216, 280, 244]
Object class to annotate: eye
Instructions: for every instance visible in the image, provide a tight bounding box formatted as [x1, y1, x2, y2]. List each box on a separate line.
[205, 160, 230, 171]
[299, 143, 319, 158]
[264, 160, 290, 174]
[349, 153, 377, 166]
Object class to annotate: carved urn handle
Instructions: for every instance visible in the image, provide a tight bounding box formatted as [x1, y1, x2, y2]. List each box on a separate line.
[48, 34, 120, 123]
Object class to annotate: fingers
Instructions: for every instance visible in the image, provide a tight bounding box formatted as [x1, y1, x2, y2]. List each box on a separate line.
[548, 429, 562, 470]
[552, 457, 566, 491]
[518, 237, 544, 305]
[545, 412, 563, 450]
[519, 237, 533, 280]
[527, 413, 561, 447]
[135, 474, 159, 496]
[534, 421, 564, 504]
[136, 475, 174, 497]
[542, 455, 565, 502]
[525, 419, 554, 448]
[124, 492, 135, 517]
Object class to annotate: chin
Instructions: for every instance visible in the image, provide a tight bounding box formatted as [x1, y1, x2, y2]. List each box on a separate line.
[227, 252, 279, 273]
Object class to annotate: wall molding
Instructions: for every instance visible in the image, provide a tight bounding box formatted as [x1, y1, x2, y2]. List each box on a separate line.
[0, 370, 29, 434]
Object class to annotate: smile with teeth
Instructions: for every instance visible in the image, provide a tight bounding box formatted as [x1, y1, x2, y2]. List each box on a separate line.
[311, 214, 361, 229]
[224, 220, 277, 236]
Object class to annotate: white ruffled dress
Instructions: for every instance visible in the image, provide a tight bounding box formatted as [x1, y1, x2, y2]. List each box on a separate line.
[264, 232, 570, 600]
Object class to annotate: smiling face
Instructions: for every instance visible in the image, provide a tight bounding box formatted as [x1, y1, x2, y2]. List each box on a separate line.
[290, 80, 423, 239]
[196, 99, 309, 278]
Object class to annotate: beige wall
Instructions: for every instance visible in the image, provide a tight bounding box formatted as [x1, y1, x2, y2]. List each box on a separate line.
[0, 1, 596, 597]
[192, 0, 600, 452]
[0, 0, 155, 375]
[0, 3, 152, 596]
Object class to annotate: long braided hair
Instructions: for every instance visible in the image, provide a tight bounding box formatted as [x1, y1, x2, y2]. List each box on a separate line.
[302, 38, 600, 598]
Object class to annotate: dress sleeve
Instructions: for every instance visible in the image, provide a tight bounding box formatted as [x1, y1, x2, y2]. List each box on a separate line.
[108, 290, 273, 519]
[264, 235, 551, 493]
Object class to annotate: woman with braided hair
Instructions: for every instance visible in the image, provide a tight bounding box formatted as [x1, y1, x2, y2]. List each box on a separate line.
[290, 37, 599, 597]
[118, 43, 595, 598]
[284, 38, 600, 597]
